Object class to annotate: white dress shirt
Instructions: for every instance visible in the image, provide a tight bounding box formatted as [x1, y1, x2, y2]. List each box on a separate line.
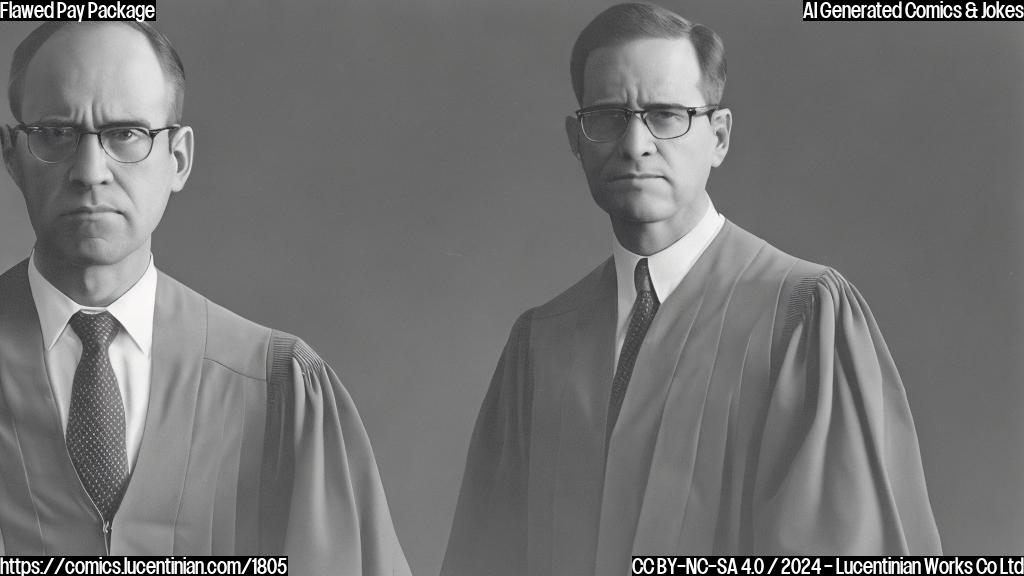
[612, 200, 725, 360]
[27, 252, 157, 470]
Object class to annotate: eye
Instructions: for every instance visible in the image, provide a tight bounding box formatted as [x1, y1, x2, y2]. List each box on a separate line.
[645, 110, 686, 125]
[584, 109, 629, 127]
[104, 127, 146, 143]
[591, 109, 626, 118]
[36, 126, 77, 141]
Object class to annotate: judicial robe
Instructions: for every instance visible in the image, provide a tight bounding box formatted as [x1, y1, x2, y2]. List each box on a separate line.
[443, 221, 941, 576]
[0, 260, 411, 576]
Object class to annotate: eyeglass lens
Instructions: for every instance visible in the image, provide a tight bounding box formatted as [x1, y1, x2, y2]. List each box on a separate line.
[28, 127, 157, 163]
[581, 109, 692, 142]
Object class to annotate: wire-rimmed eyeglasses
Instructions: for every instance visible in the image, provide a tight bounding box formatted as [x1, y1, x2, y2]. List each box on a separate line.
[11, 124, 179, 164]
[574, 105, 720, 143]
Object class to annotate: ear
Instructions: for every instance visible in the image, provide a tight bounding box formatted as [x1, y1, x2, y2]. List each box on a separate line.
[168, 125, 194, 193]
[709, 108, 732, 168]
[1, 125, 23, 189]
[565, 115, 582, 160]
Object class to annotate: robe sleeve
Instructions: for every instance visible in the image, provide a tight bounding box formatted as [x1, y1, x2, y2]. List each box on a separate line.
[261, 334, 411, 576]
[441, 311, 534, 576]
[753, 268, 942, 554]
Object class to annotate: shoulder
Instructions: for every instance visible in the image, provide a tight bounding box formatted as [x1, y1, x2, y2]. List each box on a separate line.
[718, 221, 824, 286]
[714, 223, 878, 340]
[0, 260, 31, 315]
[267, 330, 329, 382]
[157, 270, 305, 381]
[718, 220, 852, 303]
[772, 260, 880, 365]
[484, 260, 614, 365]
[0, 259, 29, 288]
[779, 265, 863, 321]
[531, 257, 614, 320]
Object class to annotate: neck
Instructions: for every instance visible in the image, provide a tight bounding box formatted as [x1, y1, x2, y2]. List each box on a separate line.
[611, 196, 709, 256]
[33, 244, 151, 308]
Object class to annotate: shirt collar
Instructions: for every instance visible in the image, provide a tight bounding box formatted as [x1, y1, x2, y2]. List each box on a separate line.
[27, 252, 158, 355]
[612, 199, 725, 309]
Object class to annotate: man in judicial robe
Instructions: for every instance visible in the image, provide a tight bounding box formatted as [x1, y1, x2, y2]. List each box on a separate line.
[0, 22, 410, 575]
[442, 4, 942, 574]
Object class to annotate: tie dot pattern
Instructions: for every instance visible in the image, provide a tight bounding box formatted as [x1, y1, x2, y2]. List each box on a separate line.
[66, 311, 129, 523]
[607, 258, 660, 445]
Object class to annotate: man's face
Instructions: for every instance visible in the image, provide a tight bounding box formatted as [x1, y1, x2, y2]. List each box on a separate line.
[3, 23, 193, 269]
[566, 37, 730, 238]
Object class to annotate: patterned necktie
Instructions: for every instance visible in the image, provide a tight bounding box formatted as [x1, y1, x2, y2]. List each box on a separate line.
[66, 311, 129, 523]
[607, 258, 660, 445]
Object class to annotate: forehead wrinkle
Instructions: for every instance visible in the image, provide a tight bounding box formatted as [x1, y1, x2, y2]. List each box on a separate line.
[20, 24, 173, 128]
[581, 38, 704, 108]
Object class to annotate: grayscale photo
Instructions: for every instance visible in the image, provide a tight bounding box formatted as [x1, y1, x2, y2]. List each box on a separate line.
[0, 2, 1020, 575]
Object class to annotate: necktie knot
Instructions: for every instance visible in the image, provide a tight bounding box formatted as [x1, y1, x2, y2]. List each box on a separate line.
[634, 258, 655, 296]
[69, 311, 119, 350]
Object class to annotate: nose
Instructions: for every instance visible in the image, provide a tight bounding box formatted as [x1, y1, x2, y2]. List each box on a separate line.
[67, 133, 114, 187]
[618, 112, 656, 159]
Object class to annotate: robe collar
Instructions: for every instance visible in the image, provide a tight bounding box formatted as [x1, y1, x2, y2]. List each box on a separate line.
[611, 200, 724, 353]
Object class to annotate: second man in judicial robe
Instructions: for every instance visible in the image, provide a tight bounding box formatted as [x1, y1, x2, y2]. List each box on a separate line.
[442, 4, 942, 575]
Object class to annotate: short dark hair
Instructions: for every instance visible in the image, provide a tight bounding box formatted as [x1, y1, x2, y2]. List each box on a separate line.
[570, 2, 727, 106]
[8, 21, 186, 122]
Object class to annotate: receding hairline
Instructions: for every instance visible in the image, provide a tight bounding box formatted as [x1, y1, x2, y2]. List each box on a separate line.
[569, 3, 727, 106]
[9, 21, 185, 122]
[31, 22, 163, 70]
[578, 35, 700, 99]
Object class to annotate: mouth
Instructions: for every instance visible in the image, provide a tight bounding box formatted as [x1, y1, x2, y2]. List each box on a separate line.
[609, 173, 662, 182]
[64, 205, 122, 217]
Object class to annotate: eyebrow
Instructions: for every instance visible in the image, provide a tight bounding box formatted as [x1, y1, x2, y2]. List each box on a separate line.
[641, 103, 691, 111]
[27, 118, 154, 129]
[579, 102, 691, 112]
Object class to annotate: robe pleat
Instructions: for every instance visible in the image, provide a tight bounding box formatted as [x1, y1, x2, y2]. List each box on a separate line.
[442, 221, 941, 576]
[0, 260, 410, 576]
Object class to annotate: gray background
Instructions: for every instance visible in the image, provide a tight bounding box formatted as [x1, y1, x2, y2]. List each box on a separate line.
[1, 1, 1021, 572]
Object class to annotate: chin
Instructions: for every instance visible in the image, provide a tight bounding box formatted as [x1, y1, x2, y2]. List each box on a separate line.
[601, 196, 678, 224]
[59, 238, 135, 267]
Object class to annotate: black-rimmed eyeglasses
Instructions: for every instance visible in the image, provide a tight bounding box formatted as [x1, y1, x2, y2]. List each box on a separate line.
[11, 124, 179, 164]
[574, 105, 720, 143]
